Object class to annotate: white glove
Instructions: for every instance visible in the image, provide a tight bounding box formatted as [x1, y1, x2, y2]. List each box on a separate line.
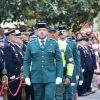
[79, 80, 83, 85]
[56, 77, 62, 84]
[25, 78, 31, 86]
[71, 83, 76, 86]
[10, 75, 16, 79]
[76, 75, 79, 80]
[82, 69, 85, 72]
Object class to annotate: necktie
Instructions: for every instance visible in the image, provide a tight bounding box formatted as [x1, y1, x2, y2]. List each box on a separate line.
[40, 41, 44, 48]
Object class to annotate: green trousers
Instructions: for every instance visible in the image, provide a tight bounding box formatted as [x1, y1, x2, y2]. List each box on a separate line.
[33, 83, 56, 100]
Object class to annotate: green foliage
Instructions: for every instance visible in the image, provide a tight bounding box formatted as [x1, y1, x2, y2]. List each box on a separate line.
[0, 0, 100, 30]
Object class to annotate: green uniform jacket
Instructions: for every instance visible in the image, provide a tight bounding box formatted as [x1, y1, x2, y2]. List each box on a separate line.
[23, 38, 63, 83]
[57, 40, 74, 80]
[66, 40, 80, 83]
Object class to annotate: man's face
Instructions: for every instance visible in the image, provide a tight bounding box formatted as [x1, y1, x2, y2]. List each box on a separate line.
[12, 35, 17, 43]
[77, 34, 82, 40]
[22, 34, 29, 42]
[79, 40, 87, 46]
[0, 28, 4, 37]
[48, 30, 58, 40]
[0, 42, 4, 48]
[16, 37, 23, 45]
[37, 28, 48, 39]
[59, 30, 68, 39]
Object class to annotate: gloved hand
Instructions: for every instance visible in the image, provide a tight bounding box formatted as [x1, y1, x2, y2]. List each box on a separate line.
[71, 83, 76, 86]
[76, 75, 79, 80]
[25, 78, 31, 86]
[79, 80, 83, 85]
[56, 77, 62, 84]
[10, 75, 15, 79]
[82, 69, 85, 72]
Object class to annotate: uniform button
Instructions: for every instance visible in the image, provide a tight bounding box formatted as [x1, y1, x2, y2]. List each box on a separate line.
[42, 56, 44, 58]
[42, 51, 44, 53]
[84, 63, 85, 65]
[42, 61, 44, 62]
[16, 68, 17, 69]
[42, 66, 44, 68]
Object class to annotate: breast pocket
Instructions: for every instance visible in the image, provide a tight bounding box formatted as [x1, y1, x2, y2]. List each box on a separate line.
[31, 51, 38, 60]
[48, 66, 56, 71]
[47, 50, 55, 59]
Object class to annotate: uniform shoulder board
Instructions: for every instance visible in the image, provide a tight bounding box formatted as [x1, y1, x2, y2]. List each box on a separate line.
[69, 39, 75, 42]
[7, 43, 11, 47]
[79, 46, 82, 48]
[29, 38, 37, 42]
[49, 38, 56, 42]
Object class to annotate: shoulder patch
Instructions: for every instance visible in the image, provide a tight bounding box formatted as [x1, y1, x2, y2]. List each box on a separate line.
[49, 38, 57, 43]
[49, 38, 56, 41]
[29, 38, 37, 42]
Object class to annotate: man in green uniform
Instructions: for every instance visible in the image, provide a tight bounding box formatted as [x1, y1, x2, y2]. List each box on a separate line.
[48, 25, 74, 100]
[58, 25, 80, 100]
[23, 22, 63, 100]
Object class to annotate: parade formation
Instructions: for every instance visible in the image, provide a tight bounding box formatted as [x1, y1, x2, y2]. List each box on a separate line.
[0, 22, 99, 100]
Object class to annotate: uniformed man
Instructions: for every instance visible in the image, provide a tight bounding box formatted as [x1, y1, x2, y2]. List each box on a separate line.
[21, 29, 29, 53]
[29, 32, 37, 41]
[15, 30, 24, 66]
[0, 27, 4, 38]
[4, 30, 22, 100]
[77, 37, 94, 96]
[58, 25, 80, 100]
[48, 25, 74, 100]
[0, 37, 4, 82]
[23, 22, 63, 100]
[85, 37, 97, 94]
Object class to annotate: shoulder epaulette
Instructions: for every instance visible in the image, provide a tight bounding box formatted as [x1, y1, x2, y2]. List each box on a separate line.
[49, 38, 57, 42]
[7, 43, 11, 47]
[29, 38, 37, 43]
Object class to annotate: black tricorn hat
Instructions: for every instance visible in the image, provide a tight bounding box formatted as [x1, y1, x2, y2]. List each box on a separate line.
[58, 25, 70, 30]
[35, 22, 48, 29]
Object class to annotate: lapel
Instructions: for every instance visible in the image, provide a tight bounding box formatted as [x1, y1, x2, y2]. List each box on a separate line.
[44, 38, 51, 49]
[34, 38, 41, 49]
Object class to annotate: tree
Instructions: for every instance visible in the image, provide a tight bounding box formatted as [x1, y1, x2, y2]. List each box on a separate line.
[0, 0, 32, 22]
[0, 0, 100, 30]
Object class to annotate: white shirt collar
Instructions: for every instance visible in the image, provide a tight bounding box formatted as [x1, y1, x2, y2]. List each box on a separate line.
[8, 40, 15, 45]
[15, 44, 22, 49]
[61, 38, 67, 43]
[38, 37, 47, 45]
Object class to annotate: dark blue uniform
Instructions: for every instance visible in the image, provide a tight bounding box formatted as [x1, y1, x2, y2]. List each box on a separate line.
[15, 45, 24, 66]
[4, 41, 22, 100]
[0, 47, 4, 80]
[22, 41, 27, 53]
[86, 45, 97, 92]
[77, 45, 93, 96]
